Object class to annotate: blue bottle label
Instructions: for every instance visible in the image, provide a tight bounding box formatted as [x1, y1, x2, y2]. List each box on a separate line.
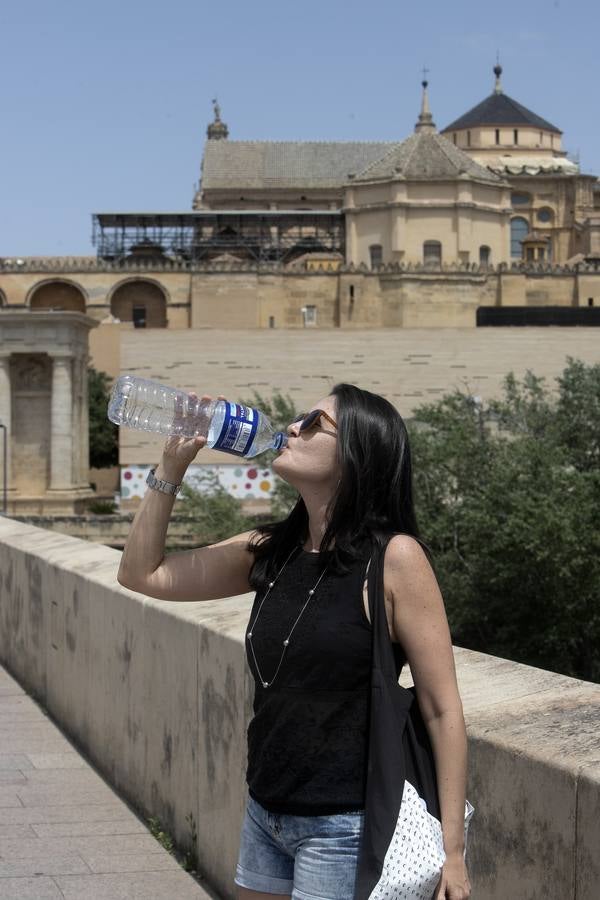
[213, 403, 260, 456]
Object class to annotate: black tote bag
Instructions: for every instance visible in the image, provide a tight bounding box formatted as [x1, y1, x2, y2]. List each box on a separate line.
[353, 535, 475, 900]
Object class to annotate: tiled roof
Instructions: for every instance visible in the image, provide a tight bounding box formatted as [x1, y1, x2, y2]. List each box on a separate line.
[200, 140, 397, 190]
[353, 131, 504, 183]
[442, 93, 561, 134]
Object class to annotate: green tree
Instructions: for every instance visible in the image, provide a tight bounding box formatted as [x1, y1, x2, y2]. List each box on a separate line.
[408, 358, 600, 683]
[88, 367, 118, 468]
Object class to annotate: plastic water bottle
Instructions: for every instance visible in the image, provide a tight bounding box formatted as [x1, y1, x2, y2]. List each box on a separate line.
[107, 375, 288, 458]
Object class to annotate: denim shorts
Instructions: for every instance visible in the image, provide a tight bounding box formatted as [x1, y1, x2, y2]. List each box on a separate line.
[235, 793, 365, 899]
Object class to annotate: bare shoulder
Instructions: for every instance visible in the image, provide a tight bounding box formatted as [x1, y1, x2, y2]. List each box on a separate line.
[385, 532, 430, 560]
[383, 533, 460, 722]
[383, 532, 440, 611]
[384, 533, 434, 583]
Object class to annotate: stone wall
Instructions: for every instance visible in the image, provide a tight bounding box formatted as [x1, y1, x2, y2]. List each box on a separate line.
[114, 325, 600, 470]
[499, 271, 578, 306]
[2, 260, 600, 331]
[0, 518, 599, 899]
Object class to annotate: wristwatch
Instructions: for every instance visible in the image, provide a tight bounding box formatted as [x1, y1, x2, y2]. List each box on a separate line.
[145, 466, 182, 497]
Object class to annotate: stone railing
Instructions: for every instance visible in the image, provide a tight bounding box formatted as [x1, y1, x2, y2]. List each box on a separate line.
[0, 516, 598, 899]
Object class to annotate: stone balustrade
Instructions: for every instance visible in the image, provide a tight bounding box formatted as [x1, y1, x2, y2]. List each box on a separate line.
[0, 517, 598, 899]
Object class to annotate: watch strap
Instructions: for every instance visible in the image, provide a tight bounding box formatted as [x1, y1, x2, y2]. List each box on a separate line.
[146, 466, 182, 496]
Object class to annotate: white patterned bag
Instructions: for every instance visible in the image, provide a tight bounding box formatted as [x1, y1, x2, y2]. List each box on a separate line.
[368, 779, 475, 899]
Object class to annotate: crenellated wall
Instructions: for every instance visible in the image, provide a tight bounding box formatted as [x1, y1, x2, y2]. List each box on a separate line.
[1, 258, 600, 331]
[0, 517, 599, 899]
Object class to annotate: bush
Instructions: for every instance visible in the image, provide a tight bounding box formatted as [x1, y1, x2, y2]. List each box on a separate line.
[86, 499, 117, 515]
[408, 357, 600, 682]
[178, 472, 255, 543]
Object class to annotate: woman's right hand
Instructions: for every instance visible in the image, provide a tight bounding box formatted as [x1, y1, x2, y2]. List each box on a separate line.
[159, 392, 226, 481]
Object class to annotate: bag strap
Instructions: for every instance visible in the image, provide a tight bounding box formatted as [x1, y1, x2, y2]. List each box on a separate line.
[367, 534, 399, 681]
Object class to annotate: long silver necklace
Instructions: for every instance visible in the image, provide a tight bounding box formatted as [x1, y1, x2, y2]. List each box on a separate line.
[247, 543, 330, 689]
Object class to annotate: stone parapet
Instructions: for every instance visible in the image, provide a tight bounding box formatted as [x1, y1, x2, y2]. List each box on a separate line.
[0, 517, 598, 899]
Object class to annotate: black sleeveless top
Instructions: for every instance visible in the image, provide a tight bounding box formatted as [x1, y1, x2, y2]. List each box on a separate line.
[245, 542, 383, 815]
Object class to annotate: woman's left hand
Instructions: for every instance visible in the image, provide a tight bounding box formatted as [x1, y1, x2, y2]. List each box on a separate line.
[433, 852, 471, 899]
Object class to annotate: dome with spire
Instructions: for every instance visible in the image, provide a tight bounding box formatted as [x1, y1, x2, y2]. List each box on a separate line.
[441, 64, 561, 134]
[353, 80, 503, 184]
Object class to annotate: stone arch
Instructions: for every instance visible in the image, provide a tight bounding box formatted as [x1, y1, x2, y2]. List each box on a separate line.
[28, 279, 87, 312]
[109, 278, 168, 328]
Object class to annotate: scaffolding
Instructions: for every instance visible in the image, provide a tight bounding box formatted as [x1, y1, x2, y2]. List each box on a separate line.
[92, 211, 345, 264]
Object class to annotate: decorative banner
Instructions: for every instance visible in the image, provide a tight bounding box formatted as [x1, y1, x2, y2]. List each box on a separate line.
[120, 464, 275, 500]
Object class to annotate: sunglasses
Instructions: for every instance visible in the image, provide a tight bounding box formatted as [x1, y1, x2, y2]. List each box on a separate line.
[292, 409, 338, 433]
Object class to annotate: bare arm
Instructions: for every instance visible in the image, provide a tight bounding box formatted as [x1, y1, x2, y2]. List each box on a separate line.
[116, 459, 260, 602]
[116, 391, 261, 602]
[385, 535, 468, 857]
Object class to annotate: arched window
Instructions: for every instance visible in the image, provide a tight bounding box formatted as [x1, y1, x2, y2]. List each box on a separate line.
[29, 281, 86, 312]
[510, 218, 529, 259]
[110, 280, 167, 328]
[479, 245, 491, 266]
[369, 244, 383, 268]
[423, 241, 442, 267]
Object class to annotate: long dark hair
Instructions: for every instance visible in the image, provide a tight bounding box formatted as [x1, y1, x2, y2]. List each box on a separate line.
[247, 382, 433, 590]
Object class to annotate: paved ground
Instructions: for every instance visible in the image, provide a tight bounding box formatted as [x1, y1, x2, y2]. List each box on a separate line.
[0, 664, 219, 900]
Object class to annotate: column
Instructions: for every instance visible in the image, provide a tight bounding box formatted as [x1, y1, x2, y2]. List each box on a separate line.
[391, 179, 407, 256]
[346, 213, 358, 266]
[49, 355, 73, 490]
[78, 355, 90, 485]
[0, 357, 12, 495]
[71, 356, 82, 486]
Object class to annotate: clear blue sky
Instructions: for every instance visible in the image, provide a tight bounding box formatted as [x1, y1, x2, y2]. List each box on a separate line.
[2, 0, 598, 256]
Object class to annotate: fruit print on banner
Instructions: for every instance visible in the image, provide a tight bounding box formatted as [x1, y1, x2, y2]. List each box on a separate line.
[120, 464, 275, 500]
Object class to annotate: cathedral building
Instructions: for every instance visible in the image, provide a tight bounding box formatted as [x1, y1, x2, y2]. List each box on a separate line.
[191, 67, 599, 269]
[1, 65, 599, 334]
